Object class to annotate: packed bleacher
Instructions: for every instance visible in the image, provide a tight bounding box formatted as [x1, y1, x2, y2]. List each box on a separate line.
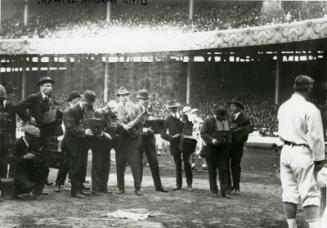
[1, 1, 327, 38]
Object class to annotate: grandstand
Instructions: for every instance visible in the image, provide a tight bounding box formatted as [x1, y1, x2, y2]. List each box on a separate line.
[0, 0, 327, 133]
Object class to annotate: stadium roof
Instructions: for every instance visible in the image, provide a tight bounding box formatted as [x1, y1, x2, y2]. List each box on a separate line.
[0, 18, 326, 55]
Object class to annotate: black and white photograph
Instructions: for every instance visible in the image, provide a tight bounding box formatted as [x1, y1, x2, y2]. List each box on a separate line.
[0, 0, 327, 227]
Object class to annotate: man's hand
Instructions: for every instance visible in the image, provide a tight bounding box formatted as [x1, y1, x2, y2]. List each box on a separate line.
[147, 128, 155, 135]
[103, 132, 112, 140]
[212, 139, 218, 145]
[314, 160, 326, 178]
[24, 153, 35, 160]
[172, 133, 180, 138]
[29, 117, 36, 125]
[85, 129, 94, 136]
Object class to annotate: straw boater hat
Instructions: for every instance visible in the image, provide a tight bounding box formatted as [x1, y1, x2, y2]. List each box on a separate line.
[228, 98, 245, 110]
[166, 100, 180, 108]
[182, 106, 192, 113]
[191, 108, 199, 114]
[116, 87, 131, 96]
[136, 89, 149, 99]
[37, 76, 55, 86]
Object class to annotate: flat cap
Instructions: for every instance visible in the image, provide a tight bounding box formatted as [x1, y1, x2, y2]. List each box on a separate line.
[67, 91, 81, 102]
[136, 89, 149, 99]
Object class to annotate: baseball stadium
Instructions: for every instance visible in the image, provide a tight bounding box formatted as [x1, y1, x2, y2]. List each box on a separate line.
[0, 0, 327, 227]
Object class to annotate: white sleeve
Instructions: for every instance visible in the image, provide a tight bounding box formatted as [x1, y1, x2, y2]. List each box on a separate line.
[307, 108, 326, 161]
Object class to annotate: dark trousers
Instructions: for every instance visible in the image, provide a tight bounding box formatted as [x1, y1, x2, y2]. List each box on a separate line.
[68, 142, 89, 196]
[90, 136, 111, 193]
[81, 149, 88, 184]
[228, 142, 244, 190]
[206, 145, 229, 195]
[172, 147, 192, 188]
[115, 136, 141, 191]
[32, 164, 48, 196]
[55, 155, 69, 186]
[0, 159, 8, 178]
[139, 136, 162, 189]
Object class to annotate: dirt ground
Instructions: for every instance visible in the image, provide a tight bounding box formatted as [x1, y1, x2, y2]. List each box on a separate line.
[0, 148, 309, 228]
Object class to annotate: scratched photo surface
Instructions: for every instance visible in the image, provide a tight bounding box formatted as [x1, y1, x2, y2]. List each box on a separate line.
[0, 0, 327, 227]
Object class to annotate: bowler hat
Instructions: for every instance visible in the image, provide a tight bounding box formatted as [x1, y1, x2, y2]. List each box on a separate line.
[37, 76, 55, 86]
[215, 106, 228, 120]
[22, 125, 40, 138]
[228, 98, 245, 110]
[136, 89, 149, 99]
[67, 91, 81, 102]
[116, 87, 130, 96]
[166, 100, 180, 108]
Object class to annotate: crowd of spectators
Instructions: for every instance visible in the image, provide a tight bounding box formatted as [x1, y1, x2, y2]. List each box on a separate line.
[1, 1, 327, 38]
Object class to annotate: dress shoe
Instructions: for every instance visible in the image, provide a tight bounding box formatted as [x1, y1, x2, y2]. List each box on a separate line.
[72, 193, 85, 198]
[117, 189, 125, 195]
[46, 181, 53, 186]
[172, 187, 182, 191]
[92, 192, 104, 196]
[156, 187, 168, 192]
[41, 192, 48, 195]
[54, 185, 61, 192]
[80, 191, 91, 196]
[81, 184, 90, 191]
[33, 195, 44, 201]
[210, 193, 218, 198]
[186, 185, 193, 191]
[103, 190, 113, 194]
[135, 189, 142, 196]
[231, 189, 240, 195]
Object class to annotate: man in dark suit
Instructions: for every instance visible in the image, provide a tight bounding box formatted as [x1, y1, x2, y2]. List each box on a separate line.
[228, 99, 251, 195]
[115, 87, 143, 196]
[136, 89, 168, 193]
[0, 84, 27, 179]
[10, 125, 47, 200]
[16, 76, 63, 188]
[55, 91, 82, 192]
[161, 100, 192, 191]
[201, 106, 231, 198]
[63, 91, 95, 198]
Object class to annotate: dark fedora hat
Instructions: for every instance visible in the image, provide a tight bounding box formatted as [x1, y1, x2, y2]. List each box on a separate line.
[136, 89, 149, 99]
[215, 106, 228, 119]
[67, 91, 81, 102]
[37, 76, 55, 86]
[116, 87, 131, 96]
[166, 100, 180, 108]
[228, 98, 245, 110]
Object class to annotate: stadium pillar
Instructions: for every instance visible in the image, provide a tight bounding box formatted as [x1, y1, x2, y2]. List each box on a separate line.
[104, 60, 109, 103]
[106, 1, 111, 23]
[24, 0, 28, 26]
[274, 56, 280, 105]
[22, 59, 27, 99]
[0, 0, 2, 33]
[189, 0, 194, 21]
[186, 56, 193, 104]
